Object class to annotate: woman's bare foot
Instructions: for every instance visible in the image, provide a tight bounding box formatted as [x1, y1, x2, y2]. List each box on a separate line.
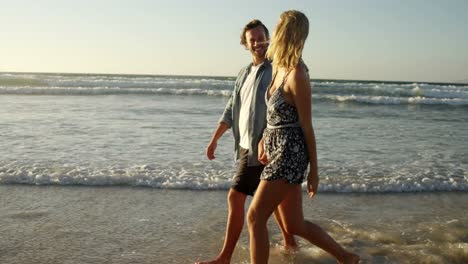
[195, 256, 230, 264]
[283, 241, 299, 253]
[339, 251, 360, 264]
[283, 236, 299, 252]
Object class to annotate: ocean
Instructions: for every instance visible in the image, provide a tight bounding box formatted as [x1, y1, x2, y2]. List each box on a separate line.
[0, 72, 467, 263]
[1, 72, 467, 192]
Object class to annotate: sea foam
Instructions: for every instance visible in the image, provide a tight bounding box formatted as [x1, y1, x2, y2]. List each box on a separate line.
[0, 163, 466, 193]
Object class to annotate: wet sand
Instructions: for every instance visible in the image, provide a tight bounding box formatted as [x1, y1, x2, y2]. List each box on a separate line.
[0, 185, 467, 263]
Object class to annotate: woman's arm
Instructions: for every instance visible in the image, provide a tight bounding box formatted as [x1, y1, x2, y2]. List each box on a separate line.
[257, 137, 268, 165]
[287, 65, 319, 197]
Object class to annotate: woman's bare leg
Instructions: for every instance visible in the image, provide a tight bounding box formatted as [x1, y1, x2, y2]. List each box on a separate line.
[247, 180, 296, 264]
[273, 208, 298, 251]
[277, 185, 360, 264]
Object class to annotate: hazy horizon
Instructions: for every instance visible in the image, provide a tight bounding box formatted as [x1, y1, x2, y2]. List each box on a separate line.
[3, 70, 468, 85]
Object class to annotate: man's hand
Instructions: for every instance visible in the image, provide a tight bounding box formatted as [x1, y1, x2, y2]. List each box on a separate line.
[206, 122, 229, 161]
[206, 140, 217, 160]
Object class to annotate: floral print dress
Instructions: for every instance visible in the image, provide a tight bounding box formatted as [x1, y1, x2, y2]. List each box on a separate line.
[261, 79, 309, 184]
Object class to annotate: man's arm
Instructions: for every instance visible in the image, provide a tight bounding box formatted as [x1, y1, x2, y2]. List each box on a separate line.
[218, 92, 234, 127]
[209, 67, 244, 160]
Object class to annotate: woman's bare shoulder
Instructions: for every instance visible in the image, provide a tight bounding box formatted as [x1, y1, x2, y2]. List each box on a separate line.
[287, 63, 310, 92]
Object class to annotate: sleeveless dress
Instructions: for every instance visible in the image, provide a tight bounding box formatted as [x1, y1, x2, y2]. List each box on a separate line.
[260, 76, 309, 184]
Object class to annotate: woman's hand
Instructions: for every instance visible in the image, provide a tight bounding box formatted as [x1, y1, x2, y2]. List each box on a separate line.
[258, 138, 268, 165]
[306, 167, 319, 198]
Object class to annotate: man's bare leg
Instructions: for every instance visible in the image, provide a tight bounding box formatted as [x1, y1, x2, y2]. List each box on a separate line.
[196, 190, 298, 264]
[196, 189, 247, 264]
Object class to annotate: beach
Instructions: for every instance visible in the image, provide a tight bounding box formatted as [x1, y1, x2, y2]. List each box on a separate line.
[0, 72, 467, 263]
[2, 1, 468, 263]
[1, 185, 467, 264]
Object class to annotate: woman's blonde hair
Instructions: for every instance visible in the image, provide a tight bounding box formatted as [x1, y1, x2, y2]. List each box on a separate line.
[266, 10, 309, 70]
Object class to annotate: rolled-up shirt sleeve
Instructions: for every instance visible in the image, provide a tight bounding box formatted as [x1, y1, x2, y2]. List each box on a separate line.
[218, 93, 233, 127]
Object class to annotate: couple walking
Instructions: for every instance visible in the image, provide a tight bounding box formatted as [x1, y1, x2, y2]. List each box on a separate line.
[197, 10, 360, 264]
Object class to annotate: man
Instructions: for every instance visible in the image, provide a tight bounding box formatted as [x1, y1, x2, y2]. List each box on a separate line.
[196, 19, 297, 264]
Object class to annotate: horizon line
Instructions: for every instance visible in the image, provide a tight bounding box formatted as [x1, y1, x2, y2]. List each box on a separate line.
[1, 70, 467, 86]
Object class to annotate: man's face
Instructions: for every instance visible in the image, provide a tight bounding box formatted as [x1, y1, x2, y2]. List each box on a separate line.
[245, 26, 268, 60]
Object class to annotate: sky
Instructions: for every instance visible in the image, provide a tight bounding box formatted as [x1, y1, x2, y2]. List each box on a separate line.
[1, 0, 467, 82]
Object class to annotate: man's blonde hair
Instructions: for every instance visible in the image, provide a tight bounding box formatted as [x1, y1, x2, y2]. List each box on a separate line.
[266, 10, 309, 70]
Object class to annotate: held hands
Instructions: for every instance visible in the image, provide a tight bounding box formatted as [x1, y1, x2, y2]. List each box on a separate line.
[257, 138, 268, 165]
[306, 167, 319, 198]
[206, 140, 217, 160]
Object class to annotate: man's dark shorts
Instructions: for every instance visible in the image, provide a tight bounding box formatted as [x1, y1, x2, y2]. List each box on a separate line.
[231, 147, 264, 196]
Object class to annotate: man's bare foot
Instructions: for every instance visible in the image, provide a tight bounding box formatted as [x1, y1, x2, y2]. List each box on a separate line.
[195, 257, 230, 264]
[339, 251, 360, 264]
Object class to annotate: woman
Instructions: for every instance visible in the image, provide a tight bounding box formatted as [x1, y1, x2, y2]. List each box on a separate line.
[247, 10, 360, 264]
